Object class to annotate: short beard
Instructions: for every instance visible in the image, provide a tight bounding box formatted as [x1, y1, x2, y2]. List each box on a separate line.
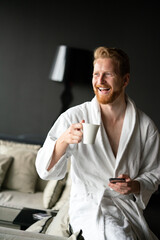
[94, 88, 123, 105]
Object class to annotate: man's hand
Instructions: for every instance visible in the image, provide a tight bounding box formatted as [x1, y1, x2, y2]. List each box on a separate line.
[61, 120, 84, 145]
[47, 120, 84, 171]
[108, 174, 140, 195]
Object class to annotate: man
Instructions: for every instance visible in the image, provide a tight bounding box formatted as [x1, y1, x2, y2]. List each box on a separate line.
[36, 47, 160, 240]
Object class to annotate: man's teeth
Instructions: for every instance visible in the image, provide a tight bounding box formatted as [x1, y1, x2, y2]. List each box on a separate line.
[99, 87, 110, 91]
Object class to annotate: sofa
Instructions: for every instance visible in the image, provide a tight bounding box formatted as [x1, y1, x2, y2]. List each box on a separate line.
[0, 139, 71, 210]
[0, 201, 82, 240]
[0, 139, 78, 239]
[0, 226, 69, 240]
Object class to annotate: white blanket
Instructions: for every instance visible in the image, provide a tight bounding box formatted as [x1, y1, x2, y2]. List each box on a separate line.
[36, 96, 160, 240]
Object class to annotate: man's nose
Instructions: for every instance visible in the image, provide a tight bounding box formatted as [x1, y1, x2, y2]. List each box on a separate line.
[98, 74, 105, 84]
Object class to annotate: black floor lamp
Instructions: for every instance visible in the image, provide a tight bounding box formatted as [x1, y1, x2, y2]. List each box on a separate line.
[49, 45, 93, 114]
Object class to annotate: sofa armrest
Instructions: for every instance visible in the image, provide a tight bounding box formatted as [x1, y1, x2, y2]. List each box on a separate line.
[0, 226, 67, 240]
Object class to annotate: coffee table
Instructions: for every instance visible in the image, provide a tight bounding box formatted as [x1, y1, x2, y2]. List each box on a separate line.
[13, 207, 57, 230]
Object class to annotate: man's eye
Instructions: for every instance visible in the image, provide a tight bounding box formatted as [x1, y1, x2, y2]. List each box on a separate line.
[93, 73, 99, 77]
[106, 72, 112, 77]
[105, 72, 114, 78]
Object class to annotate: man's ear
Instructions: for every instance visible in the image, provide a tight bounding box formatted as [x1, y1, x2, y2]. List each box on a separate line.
[123, 73, 130, 87]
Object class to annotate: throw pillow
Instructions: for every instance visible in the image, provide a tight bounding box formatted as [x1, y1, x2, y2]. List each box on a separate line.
[3, 148, 38, 193]
[26, 201, 84, 240]
[45, 201, 70, 237]
[26, 216, 53, 233]
[26, 201, 70, 237]
[0, 154, 13, 189]
[43, 173, 68, 209]
[52, 170, 71, 211]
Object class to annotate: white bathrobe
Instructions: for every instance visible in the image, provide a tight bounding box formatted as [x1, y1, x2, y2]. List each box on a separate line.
[36, 96, 160, 240]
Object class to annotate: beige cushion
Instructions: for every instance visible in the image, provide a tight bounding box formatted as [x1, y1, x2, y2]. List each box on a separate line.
[26, 216, 53, 233]
[0, 155, 13, 189]
[43, 174, 68, 209]
[52, 170, 71, 211]
[0, 140, 40, 154]
[0, 190, 44, 209]
[36, 176, 48, 192]
[26, 201, 83, 239]
[46, 201, 69, 237]
[27, 202, 69, 236]
[26, 208, 81, 240]
[46, 201, 84, 239]
[3, 148, 38, 193]
[26, 201, 70, 237]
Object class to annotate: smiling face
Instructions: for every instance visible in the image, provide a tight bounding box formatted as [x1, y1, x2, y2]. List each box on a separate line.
[92, 58, 128, 105]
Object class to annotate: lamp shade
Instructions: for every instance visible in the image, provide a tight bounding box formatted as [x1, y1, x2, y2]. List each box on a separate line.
[49, 45, 93, 85]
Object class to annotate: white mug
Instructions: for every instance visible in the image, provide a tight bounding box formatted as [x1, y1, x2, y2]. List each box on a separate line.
[82, 123, 100, 144]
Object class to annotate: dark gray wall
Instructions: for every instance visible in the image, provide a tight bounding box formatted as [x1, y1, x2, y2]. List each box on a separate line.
[0, 1, 160, 143]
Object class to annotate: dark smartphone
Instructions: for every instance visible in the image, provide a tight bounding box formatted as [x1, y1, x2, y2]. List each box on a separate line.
[109, 178, 125, 183]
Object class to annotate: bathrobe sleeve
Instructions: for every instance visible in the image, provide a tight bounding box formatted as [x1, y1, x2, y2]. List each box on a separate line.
[134, 125, 160, 209]
[35, 111, 77, 181]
